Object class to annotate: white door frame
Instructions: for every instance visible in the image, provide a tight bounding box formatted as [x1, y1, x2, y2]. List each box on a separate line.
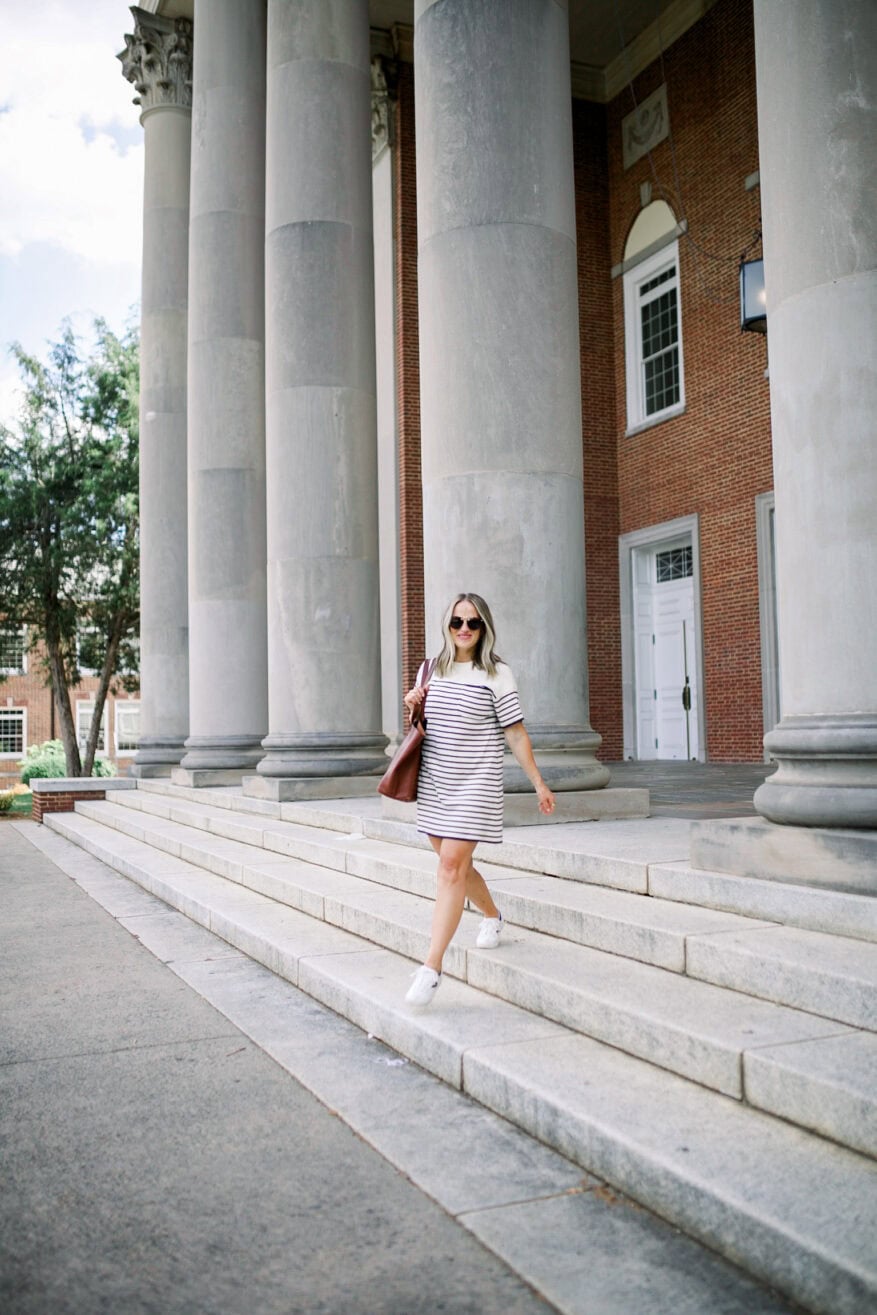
[619, 514, 707, 761]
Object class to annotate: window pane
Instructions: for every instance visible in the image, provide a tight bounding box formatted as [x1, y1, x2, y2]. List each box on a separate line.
[640, 265, 675, 296]
[0, 629, 26, 673]
[116, 703, 141, 751]
[77, 704, 106, 753]
[656, 546, 693, 582]
[0, 710, 25, 754]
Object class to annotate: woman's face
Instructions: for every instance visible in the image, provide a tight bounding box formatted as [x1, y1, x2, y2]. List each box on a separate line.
[449, 599, 482, 660]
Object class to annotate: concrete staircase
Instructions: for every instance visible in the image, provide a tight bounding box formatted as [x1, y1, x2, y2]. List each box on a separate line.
[45, 779, 877, 1315]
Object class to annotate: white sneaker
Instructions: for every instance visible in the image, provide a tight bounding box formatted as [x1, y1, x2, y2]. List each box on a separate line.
[476, 913, 503, 949]
[405, 965, 441, 1006]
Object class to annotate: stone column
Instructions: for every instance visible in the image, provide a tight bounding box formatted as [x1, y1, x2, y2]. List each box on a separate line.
[251, 0, 386, 796]
[178, 0, 268, 781]
[119, 8, 192, 776]
[414, 0, 608, 791]
[752, 0, 877, 828]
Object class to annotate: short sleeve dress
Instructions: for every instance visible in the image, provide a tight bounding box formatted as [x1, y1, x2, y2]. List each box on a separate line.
[416, 659, 524, 843]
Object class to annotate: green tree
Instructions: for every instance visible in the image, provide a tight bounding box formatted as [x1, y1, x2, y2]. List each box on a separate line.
[0, 319, 140, 777]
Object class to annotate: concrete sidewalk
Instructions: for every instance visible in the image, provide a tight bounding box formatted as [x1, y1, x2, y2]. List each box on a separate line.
[1, 821, 798, 1315]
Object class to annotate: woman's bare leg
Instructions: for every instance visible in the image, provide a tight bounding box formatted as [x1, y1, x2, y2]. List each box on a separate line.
[427, 838, 499, 919]
[424, 837, 478, 972]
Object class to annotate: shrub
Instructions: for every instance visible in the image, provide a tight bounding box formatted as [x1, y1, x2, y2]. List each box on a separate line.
[19, 740, 116, 785]
[0, 791, 14, 813]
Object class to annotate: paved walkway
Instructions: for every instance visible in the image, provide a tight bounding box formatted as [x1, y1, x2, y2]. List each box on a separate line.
[604, 761, 773, 819]
[1, 807, 796, 1315]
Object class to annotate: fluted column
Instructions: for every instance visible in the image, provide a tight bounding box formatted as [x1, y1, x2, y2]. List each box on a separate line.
[752, 0, 877, 827]
[252, 0, 386, 791]
[415, 0, 608, 791]
[179, 0, 268, 778]
[119, 9, 192, 776]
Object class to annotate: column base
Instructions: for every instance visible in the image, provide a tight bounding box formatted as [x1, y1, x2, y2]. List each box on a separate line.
[171, 767, 251, 788]
[504, 726, 610, 792]
[690, 816, 877, 897]
[130, 736, 187, 778]
[755, 715, 877, 828]
[242, 774, 381, 802]
[179, 735, 266, 774]
[256, 732, 388, 779]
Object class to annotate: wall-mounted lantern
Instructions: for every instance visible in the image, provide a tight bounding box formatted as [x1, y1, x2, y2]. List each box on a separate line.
[740, 258, 767, 333]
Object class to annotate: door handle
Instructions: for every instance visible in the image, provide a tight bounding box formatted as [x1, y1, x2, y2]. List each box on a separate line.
[681, 681, 691, 711]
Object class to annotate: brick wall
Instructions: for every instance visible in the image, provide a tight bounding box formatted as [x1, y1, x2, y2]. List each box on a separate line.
[605, 0, 773, 761]
[394, 58, 426, 703]
[0, 637, 138, 787]
[573, 98, 623, 761]
[32, 789, 106, 824]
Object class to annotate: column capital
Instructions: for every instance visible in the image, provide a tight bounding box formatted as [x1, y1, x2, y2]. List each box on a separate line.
[119, 7, 193, 115]
[371, 55, 397, 161]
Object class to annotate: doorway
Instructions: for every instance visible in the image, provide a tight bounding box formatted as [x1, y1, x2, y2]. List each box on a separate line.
[620, 516, 705, 761]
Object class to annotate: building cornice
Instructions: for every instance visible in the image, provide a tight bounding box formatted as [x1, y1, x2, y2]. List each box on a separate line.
[573, 0, 719, 103]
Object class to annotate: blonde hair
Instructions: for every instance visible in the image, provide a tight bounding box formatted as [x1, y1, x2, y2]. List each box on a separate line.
[435, 593, 502, 677]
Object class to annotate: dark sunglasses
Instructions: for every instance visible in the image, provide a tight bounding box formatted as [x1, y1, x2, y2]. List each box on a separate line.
[449, 616, 484, 631]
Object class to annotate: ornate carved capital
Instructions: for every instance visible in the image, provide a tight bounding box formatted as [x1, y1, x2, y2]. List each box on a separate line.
[119, 6, 193, 114]
[371, 55, 398, 161]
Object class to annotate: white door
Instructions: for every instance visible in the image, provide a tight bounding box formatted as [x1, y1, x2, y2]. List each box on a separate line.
[633, 541, 699, 760]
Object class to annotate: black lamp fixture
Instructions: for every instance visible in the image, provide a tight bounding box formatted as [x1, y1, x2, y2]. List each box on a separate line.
[740, 257, 767, 333]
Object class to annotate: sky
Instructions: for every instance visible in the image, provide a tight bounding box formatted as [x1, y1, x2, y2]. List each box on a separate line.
[0, 0, 144, 426]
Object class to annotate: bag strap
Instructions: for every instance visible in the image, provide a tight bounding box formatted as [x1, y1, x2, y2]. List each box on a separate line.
[412, 657, 437, 727]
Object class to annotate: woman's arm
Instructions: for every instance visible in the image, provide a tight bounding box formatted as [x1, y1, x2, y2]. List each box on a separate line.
[504, 722, 556, 815]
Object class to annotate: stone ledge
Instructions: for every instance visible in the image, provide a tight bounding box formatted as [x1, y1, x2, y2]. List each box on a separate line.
[31, 778, 137, 794]
[382, 788, 650, 828]
[689, 817, 877, 896]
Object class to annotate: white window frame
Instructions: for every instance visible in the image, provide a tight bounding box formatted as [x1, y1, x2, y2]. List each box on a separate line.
[76, 700, 109, 757]
[0, 706, 27, 759]
[114, 700, 141, 753]
[0, 626, 28, 676]
[623, 239, 685, 434]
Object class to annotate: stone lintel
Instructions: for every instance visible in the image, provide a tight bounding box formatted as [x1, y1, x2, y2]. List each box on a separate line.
[242, 775, 380, 803]
[689, 818, 877, 897]
[382, 788, 650, 828]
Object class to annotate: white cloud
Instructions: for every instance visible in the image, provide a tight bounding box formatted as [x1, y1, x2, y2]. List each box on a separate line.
[0, 0, 144, 266]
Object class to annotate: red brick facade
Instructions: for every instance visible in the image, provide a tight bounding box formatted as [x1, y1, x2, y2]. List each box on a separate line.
[393, 0, 772, 762]
[0, 636, 139, 788]
[394, 60, 426, 701]
[606, 0, 772, 760]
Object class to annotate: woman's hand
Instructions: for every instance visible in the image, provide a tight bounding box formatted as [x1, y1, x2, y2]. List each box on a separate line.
[536, 782, 556, 815]
[403, 684, 427, 721]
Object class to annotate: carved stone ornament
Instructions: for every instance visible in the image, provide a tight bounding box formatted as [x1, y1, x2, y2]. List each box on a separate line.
[371, 56, 396, 161]
[622, 83, 669, 171]
[118, 7, 193, 114]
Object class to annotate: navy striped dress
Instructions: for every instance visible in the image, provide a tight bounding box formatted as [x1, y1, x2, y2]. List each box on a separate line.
[416, 660, 524, 843]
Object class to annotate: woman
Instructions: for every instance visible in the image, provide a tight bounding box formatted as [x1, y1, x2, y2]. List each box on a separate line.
[403, 593, 556, 1006]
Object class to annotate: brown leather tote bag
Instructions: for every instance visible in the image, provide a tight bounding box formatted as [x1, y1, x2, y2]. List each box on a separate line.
[377, 659, 436, 802]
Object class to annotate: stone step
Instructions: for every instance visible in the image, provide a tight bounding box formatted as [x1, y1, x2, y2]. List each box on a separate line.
[70, 799, 875, 1146]
[101, 794, 877, 1034]
[111, 786, 778, 973]
[133, 777, 695, 894]
[650, 860, 877, 945]
[41, 809, 877, 1315]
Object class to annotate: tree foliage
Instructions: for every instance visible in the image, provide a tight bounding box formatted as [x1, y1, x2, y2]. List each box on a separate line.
[0, 319, 139, 776]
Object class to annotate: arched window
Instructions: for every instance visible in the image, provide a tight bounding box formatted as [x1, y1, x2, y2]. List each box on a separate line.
[622, 201, 685, 432]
